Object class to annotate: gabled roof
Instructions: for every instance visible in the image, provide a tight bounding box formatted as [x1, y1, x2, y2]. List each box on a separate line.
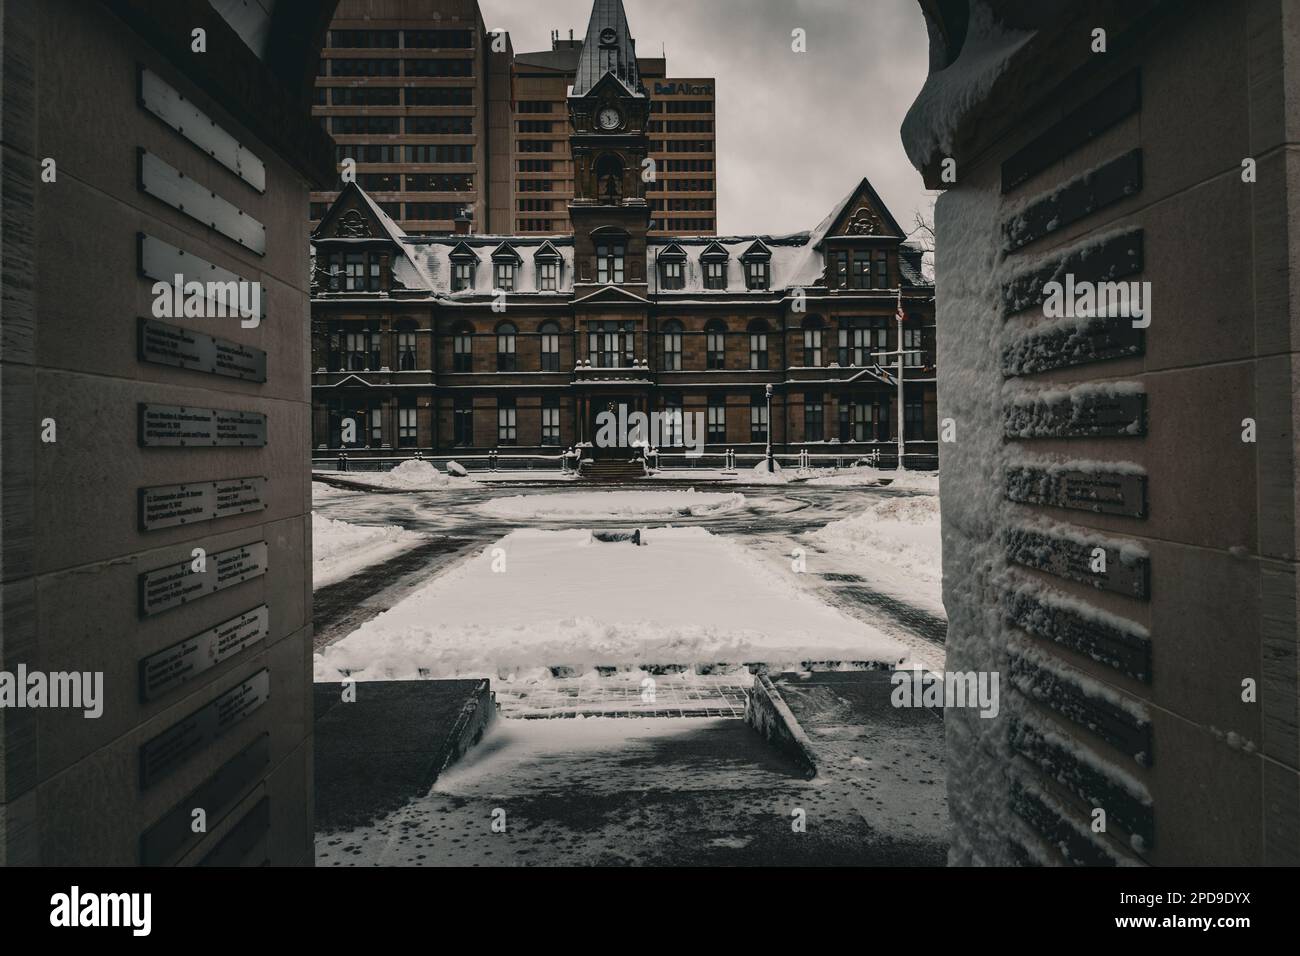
[741, 239, 772, 260]
[490, 241, 522, 262]
[533, 240, 563, 260]
[571, 0, 645, 97]
[311, 181, 429, 291]
[448, 241, 480, 261]
[313, 180, 404, 245]
[657, 242, 687, 260]
[814, 177, 907, 244]
[700, 240, 730, 261]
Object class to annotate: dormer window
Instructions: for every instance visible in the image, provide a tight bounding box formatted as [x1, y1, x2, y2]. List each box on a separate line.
[453, 261, 474, 291]
[661, 260, 684, 289]
[534, 241, 563, 292]
[491, 242, 521, 293]
[494, 261, 515, 291]
[741, 241, 771, 291]
[701, 242, 730, 290]
[704, 261, 726, 289]
[449, 242, 479, 292]
[658, 243, 687, 290]
[874, 251, 889, 288]
[539, 261, 558, 291]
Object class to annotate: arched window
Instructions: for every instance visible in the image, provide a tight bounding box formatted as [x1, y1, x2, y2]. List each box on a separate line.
[802, 316, 824, 367]
[662, 320, 683, 371]
[705, 319, 727, 370]
[540, 321, 561, 372]
[747, 319, 769, 370]
[496, 322, 517, 372]
[452, 321, 474, 372]
[594, 153, 624, 202]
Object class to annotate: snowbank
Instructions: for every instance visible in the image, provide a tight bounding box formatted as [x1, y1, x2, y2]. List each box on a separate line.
[312, 512, 424, 589]
[806, 468, 940, 492]
[314, 526, 908, 680]
[366, 460, 462, 489]
[811, 494, 943, 588]
[478, 489, 746, 521]
[746, 460, 788, 484]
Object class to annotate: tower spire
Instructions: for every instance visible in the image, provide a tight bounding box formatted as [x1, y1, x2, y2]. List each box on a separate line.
[571, 0, 644, 97]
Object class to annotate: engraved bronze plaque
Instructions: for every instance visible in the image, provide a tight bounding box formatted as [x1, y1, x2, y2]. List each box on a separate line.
[1004, 527, 1149, 599]
[139, 318, 267, 382]
[139, 541, 267, 617]
[139, 477, 266, 530]
[1004, 392, 1146, 439]
[1003, 150, 1143, 252]
[1002, 315, 1145, 377]
[139, 669, 270, 789]
[1004, 585, 1151, 681]
[140, 605, 269, 702]
[138, 151, 266, 255]
[139, 733, 269, 866]
[1006, 466, 1148, 518]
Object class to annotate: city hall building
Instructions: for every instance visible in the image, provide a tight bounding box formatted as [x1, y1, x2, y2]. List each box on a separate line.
[310, 0, 936, 470]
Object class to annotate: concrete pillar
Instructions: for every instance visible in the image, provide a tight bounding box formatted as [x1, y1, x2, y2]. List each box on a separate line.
[902, 0, 1300, 865]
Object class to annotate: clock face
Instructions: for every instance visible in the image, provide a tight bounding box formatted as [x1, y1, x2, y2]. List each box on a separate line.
[597, 107, 621, 131]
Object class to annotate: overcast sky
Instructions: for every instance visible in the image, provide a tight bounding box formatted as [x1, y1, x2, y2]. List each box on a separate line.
[479, 0, 938, 238]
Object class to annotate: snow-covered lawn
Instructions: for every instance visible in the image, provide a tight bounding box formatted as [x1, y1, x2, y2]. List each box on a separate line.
[478, 490, 745, 521]
[314, 526, 908, 681]
[312, 512, 425, 589]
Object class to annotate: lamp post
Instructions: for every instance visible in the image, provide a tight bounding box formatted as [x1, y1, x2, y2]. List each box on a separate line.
[765, 383, 774, 473]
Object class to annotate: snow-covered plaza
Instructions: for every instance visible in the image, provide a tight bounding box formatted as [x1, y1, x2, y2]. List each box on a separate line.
[309, 465, 948, 865]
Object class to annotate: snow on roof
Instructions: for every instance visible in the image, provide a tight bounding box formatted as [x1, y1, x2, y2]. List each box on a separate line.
[313, 179, 930, 298]
[401, 235, 579, 298]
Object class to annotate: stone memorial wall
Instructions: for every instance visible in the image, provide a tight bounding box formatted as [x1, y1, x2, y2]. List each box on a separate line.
[904, 0, 1300, 865]
[0, 0, 336, 865]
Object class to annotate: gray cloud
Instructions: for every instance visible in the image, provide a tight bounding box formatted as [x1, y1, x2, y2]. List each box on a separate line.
[480, 0, 937, 237]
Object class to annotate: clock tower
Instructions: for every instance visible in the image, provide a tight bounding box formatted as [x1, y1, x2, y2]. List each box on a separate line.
[567, 0, 652, 290]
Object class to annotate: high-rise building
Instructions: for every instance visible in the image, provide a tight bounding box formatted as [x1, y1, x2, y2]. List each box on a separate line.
[311, 0, 717, 237]
[312, 0, 497, 235]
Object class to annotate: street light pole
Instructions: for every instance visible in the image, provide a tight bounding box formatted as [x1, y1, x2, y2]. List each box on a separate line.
[765, 383, 774, 473]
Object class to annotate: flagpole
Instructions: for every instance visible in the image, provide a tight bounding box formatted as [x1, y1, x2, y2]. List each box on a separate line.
[896, 287, 906, 472]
